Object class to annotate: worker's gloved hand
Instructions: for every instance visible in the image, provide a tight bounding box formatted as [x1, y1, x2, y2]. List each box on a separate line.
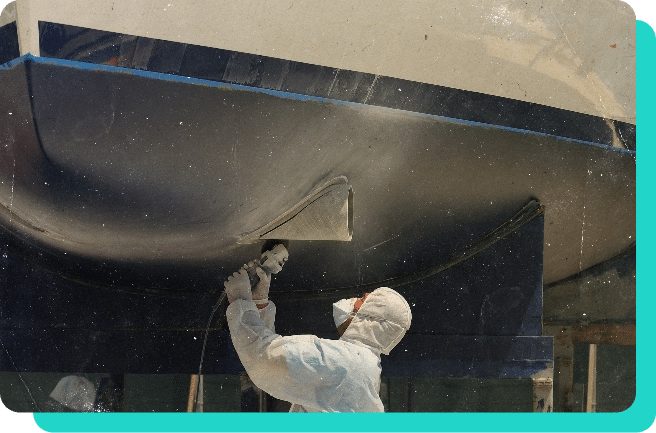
[245, 261, 271, 305]
[224, 268, 252, 304]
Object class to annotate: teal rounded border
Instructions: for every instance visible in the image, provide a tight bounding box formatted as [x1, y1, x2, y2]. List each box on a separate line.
[31, 20, 655, 433]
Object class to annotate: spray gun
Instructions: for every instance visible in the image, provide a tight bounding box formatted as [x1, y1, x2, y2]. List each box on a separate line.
[245, 240, 290, 288]
[190, 239, 290, 412]
[207, 239, 290, 319]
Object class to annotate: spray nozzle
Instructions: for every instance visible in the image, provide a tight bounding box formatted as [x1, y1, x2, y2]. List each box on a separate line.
[246, 243, 289, 288]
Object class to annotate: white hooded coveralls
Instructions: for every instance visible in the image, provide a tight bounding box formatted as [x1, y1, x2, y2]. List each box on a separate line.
[226, 287, 412, 412]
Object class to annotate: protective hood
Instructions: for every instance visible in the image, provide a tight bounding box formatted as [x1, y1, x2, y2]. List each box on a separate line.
[340, 287, 412, 355]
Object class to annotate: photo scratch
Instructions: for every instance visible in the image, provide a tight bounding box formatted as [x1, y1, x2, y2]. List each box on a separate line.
[9, 159, 15, 222]
[5, 139, 15, 224]
[0, 338, 40, 410]
[362, 75, 379, 104]
[579, 186, 586, 274]
[327, 68, 341, 97]
[549, 7, 577, 58]
[363, 234, 400, 252]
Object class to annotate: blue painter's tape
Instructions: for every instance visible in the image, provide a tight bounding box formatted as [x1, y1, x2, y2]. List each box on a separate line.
[11, 54, 637, 155]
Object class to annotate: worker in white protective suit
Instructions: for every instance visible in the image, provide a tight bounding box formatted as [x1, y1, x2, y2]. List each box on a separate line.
[224, 260, 412, 412]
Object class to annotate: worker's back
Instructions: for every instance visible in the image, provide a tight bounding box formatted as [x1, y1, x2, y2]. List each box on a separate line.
[283, 335, 384, 412]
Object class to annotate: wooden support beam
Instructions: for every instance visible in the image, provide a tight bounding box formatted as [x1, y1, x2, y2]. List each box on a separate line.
[15, 0, 40, 55]
[586, 344, 597, 412]
[532, 364, 554, 412]
[186, 374, 205, 412]
[544, 323, 634, 412]
[187, 374, 199, 413]
[571, 324, 635, 346]
[544, 326, 575, 412]
[545, 323, 635, 346]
